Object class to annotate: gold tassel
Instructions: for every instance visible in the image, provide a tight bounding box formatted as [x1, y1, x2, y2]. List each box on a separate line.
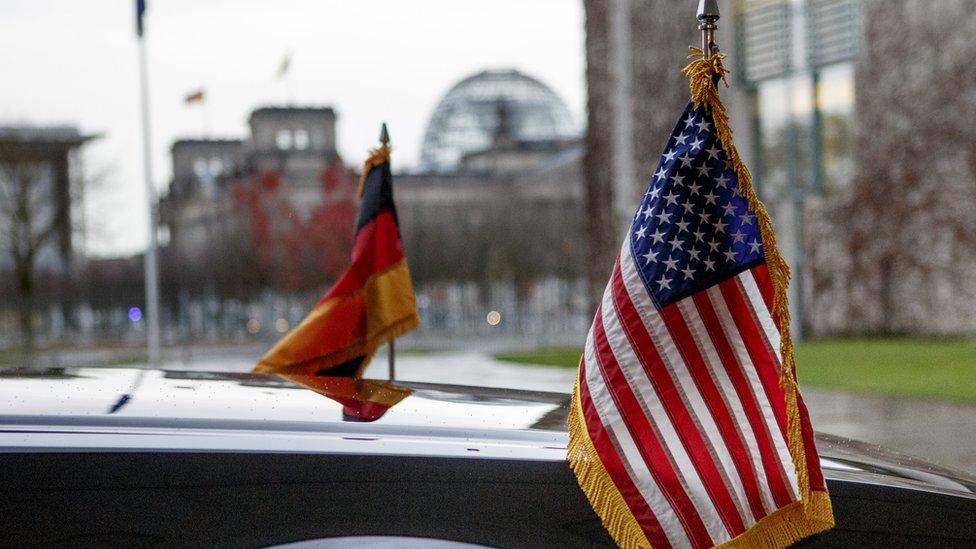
[568, 372, 651, 548]
[682, 47, 811, 503]
[357, 143, 391, 198]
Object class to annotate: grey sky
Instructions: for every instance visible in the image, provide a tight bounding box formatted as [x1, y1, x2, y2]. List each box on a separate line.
[0, 0, 584, 257]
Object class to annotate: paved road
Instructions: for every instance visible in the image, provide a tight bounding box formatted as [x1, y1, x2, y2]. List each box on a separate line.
[154, 347, 976, 475]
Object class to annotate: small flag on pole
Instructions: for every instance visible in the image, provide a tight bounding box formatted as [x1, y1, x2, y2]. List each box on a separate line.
[567, 48, 834, 548]
[184, 89, 205, 105]
[253, 127, 420, 377]
[276, 52, 292, 80]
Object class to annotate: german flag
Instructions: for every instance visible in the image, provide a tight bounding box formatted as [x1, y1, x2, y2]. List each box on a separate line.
[280, 374, 412, 422]
[253, 135, 419, 376]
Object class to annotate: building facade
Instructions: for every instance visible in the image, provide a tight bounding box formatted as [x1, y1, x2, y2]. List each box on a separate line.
[583, 0, 976, 336]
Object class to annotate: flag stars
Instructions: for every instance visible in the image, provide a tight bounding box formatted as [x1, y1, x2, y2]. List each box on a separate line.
[655, 210, 672, 224]
[642, 248, 658, 264]
[696, 120, 712, 133]
[721, 202, 737, 217]
[732, 229, 746, 243]
[687, 247, 702, 262]
[662, 255, 679, 272]
[635, 225, 648, 240]
[681, 200, 695, 214]
[714, 219, 727, 233]
[654, 166, 667, 181]
[697, 211, 711, 224]
[667, 235, 684, 250]
[641, 204, 653, 219]
[679, 152, 695, 168]
[675, 218, 691, 233]
[690, 136, 704, 151]
[705, 145, 722, 160]
[656, 274, 673, 290]
[650, 228, 667, 244]
[681, 265, 696, 280]
[703, 258, 716, 271]
[663, 191, 680, 206]
[683, 113, 697, 127]
[689, 181, 702, 196]
[703, 191, 718, 205]
[648, 186, 661, 200]
[740, 212, 756, 225]
[693, 228, 706, 242]
[697, 163, 711, 177]
[707, 238, 721, 252]
[723, 248, 739, 262]
[663, 149, 677, 163]
[716, 173, 730, 189]
[671, 173, 685, 186]
[674, 133, 689, 146]
[748, 239, 763, 254]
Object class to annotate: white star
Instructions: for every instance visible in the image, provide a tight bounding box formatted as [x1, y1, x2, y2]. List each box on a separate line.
[714, 219, 727, 233]
[696, 120, 712, 133]
[689, 181, 702, 196]
[693, 229, 706, 242]
[648, 186, 661, 199]
[642, 248, 658, 264]
[663, 191, 680, 206]
[697, 163, 711, 177]
[740, 212, 756, 225]
[690, 136, 704, 151]
[650, 229, 667, 244]
[703, 258, 716, 271]
[703, 191, 718, 205]
[667, 235, 684, 250]
[635, 225, 648, 239]
[748, 239, 763, 254]
[681, 265, 696, 280]
[716, 173, 730, 189]
[655, 210, 672, 224]
[681, 200, 695, 214]
[654, 166, 667, 181]
[670, 173, 685, 186]
[688, 247, 702, 261]
[656, 274, 673, 290]
[675, 218, 690, 233]
[683, 113, 697, 127]
[707, 238, 721, 252]
[663, 149, 677, 162]
[662, 255, 679, 272]
[697, 211, 711, 224]
[705, 145, 722, 160]
[674, 133, 688, 146]
[641, 204, 653, 218]
[723, 248, 739, 262]
[721, 202, 736, 216]
[732, 229, 746, 243]
[679, 152, 694, 168]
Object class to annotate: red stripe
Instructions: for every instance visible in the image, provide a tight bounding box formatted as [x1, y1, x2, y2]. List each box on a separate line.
[693, 292, 794, 513]
[591, 305, 714, 548]
[579, 367, 670, 548]
[749, 270, 828, 492]
[654, 302, 749, 535]
[320, 210, 404, 302]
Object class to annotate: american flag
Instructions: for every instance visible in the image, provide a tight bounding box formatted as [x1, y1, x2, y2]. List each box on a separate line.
[571, 100, 831, 548]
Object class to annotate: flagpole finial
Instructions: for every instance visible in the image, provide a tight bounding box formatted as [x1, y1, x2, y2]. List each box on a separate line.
[697, 0, 720, 59]
[379, 123, 390, 146]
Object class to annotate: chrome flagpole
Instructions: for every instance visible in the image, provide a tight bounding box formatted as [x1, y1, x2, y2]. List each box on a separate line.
[697, 0, 720, 58]
[136, 1, 161, 367]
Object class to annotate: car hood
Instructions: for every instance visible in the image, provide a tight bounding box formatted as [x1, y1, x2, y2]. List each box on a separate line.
[1, 366, 973, 499]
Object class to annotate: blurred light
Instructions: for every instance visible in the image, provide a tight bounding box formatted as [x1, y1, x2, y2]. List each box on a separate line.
[246, 318, 261, 334]
[127, 307, 142, 323]
[486, 310, 502, 326]
[275, 318, 290, 333]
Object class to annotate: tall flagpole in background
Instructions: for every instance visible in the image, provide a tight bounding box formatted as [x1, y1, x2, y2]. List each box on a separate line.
[136, 0, 161, 367]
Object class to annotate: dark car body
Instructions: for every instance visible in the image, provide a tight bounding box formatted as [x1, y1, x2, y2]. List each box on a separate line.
[0, 367, 974, 548]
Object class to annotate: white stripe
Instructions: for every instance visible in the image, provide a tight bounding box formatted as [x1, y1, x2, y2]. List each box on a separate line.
[616, 235, 734, 542]
[707, 283, 800, 501]
[676, 297, 769, 519]
[738, 272, 781, 363]
[582, 325, 692, 548]
[599, 285, 731, 544]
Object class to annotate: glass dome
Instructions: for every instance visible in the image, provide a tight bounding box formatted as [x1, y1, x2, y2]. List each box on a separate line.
[419, 69, 577, 173]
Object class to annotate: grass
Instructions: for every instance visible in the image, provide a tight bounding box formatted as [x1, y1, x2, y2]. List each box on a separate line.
[494, 339, 976, 404]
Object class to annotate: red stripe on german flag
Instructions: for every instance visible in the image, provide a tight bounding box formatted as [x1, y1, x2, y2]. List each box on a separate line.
[253, 145, 419, 376]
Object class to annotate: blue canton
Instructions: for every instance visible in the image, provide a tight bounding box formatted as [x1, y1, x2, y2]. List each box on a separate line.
[630, 103, 764, 308]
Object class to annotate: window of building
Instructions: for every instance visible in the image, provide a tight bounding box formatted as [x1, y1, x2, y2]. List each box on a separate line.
[293, 128, 309, 150]
[275, 129, 292, 150]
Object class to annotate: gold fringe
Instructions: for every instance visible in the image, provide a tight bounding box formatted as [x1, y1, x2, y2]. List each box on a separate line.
[568, 371, 652, 548]
[682, 47, 811, 503]
[358, 144, 391, 198]
[718, 491, 834, 548]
